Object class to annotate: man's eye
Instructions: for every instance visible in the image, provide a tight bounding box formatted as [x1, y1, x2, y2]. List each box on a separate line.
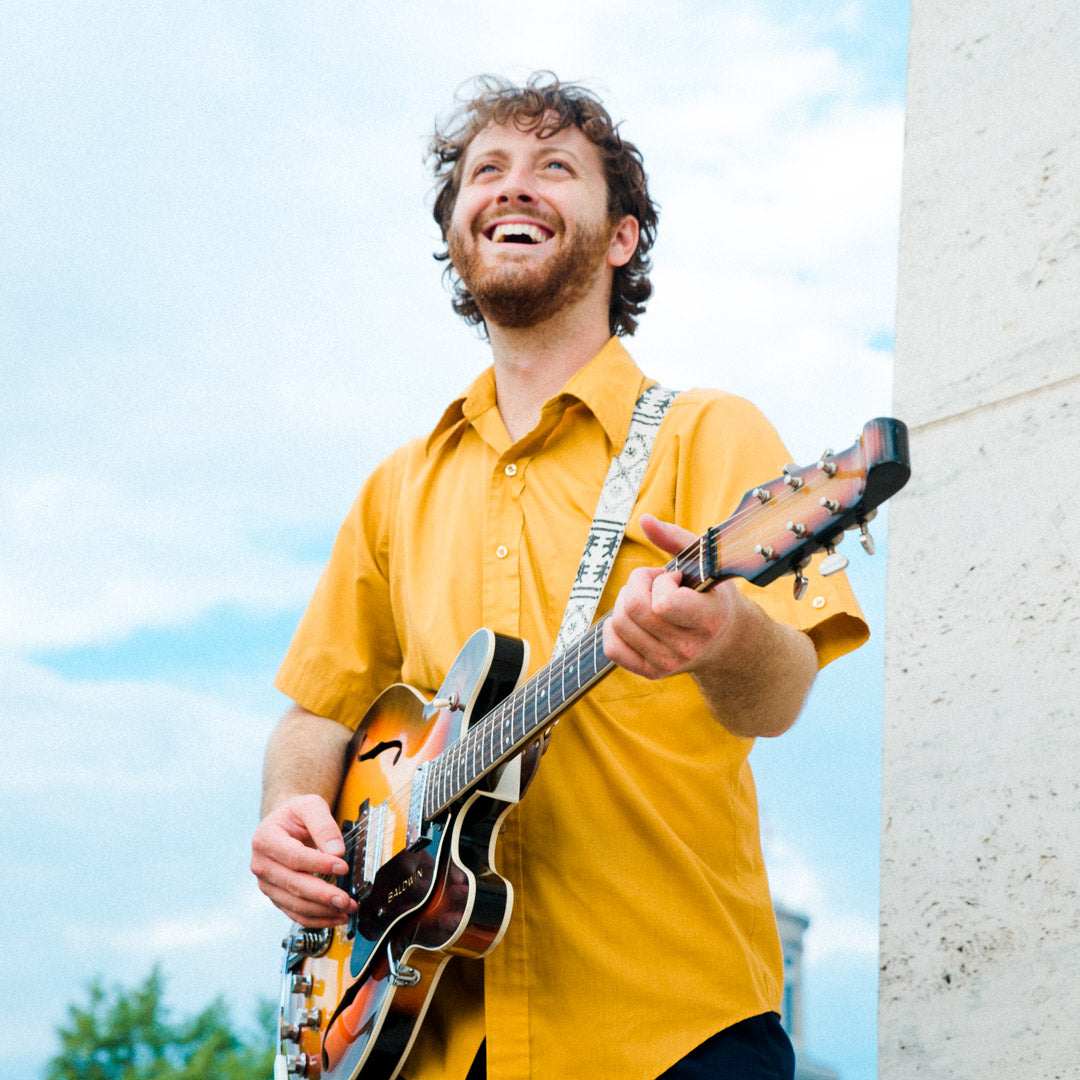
[545, 160, 569, 171]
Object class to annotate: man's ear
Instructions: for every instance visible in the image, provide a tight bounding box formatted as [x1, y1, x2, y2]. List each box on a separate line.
[607, 214, 640, 268]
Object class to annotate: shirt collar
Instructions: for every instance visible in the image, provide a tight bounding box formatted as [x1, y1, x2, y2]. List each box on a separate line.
[426, 336, 652, 455]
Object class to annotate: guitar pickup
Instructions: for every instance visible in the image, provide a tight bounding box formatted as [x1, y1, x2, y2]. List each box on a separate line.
[405, 762, 432, 850]
[342, 803, 375, 903]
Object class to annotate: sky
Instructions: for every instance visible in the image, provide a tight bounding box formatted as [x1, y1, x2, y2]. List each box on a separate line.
[0, 3, 908, 1078]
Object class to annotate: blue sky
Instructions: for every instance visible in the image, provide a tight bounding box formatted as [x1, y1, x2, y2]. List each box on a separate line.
[0, 3, 907, 1077]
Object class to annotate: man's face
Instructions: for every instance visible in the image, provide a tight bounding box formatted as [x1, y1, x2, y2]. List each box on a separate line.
[446, 118, 635, 329]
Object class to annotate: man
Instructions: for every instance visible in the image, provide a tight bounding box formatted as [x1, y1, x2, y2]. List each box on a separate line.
[251, 73, 868, 1080]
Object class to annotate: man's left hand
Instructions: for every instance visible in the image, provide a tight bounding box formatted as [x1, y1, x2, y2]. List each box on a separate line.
[602, 513, 818, 738]
[602, 514, 742, 680]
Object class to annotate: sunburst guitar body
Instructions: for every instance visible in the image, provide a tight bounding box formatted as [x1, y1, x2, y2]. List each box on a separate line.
[277, 629, 532, 1080]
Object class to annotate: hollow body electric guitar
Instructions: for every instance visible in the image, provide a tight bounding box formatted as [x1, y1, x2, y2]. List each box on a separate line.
[275, 418, 911, 1080]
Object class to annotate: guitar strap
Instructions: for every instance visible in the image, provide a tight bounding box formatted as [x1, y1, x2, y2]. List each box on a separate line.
[552, 383, 679, 657]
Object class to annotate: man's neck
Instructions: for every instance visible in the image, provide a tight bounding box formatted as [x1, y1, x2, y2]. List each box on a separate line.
[487, 307, 613, 443]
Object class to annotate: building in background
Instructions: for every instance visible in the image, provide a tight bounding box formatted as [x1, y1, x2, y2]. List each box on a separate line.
[776, 905, 841, 1080]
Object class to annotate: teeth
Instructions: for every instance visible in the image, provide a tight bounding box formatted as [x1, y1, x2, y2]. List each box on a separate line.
[491, 222, 550, 244]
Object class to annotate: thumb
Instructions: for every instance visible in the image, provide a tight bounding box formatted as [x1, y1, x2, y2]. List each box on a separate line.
[293, 794, 346, 857]
[640, 513, 697, 558]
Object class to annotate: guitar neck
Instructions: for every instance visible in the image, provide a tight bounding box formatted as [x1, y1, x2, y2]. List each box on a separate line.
[420, 416, 911, 823]
[422, 535, 717, 820]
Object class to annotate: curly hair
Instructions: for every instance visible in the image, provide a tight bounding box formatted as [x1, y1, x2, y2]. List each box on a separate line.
[429, 72, 659, 337]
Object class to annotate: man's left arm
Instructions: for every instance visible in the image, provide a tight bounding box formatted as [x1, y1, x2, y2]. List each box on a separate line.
[602, 514, 818, 738]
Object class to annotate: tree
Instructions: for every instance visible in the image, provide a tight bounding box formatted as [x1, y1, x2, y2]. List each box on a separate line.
[46, 967, 276, 1080]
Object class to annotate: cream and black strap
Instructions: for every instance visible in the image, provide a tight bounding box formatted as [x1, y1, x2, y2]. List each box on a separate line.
[552, 384, 678, 656]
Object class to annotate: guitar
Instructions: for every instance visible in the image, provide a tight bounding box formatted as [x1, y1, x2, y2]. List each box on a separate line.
[274, 417, 911, 1080]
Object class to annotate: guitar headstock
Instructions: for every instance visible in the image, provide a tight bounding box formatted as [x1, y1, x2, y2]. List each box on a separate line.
[692, 418, 910, 598]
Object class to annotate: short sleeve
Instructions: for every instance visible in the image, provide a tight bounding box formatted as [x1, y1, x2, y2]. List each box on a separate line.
[274, 450, 407, 728]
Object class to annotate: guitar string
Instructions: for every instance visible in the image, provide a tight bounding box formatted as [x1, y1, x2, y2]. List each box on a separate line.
[334, 463, 860, 863]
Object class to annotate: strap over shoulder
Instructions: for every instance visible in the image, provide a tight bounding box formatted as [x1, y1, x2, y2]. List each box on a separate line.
[552, 385, 678, 656]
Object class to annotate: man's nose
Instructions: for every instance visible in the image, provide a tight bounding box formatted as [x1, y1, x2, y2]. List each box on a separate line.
[496, 163, 537, 204]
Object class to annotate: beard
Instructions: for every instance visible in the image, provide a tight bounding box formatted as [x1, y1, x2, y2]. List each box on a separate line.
[447, 217, 615, 330]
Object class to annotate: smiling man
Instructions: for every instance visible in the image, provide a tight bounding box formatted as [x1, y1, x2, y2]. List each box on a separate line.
[251, 73, 868, 1080]
[442, 117, 636, 342]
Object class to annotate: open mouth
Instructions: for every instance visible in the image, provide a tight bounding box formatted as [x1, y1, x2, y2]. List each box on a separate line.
[484, 221, 554, 245]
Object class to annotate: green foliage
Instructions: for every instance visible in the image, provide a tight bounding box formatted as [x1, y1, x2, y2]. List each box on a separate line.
[46, 967, 276, 1080]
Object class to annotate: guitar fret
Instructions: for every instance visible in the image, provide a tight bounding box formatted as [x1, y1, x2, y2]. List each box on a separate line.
[528, 680, 536, 739]
[536, 670, 547, 724]
[459, 733, 470, 791]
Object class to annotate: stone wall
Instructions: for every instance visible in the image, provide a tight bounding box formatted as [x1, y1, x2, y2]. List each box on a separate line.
[881, 2, 1080, 1075]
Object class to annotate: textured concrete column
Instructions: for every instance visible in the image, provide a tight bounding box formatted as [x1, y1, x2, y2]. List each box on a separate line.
[881, 1, 1080, 1075]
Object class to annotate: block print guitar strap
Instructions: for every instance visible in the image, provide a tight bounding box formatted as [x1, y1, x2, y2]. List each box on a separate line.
[552, 383, 678, 657]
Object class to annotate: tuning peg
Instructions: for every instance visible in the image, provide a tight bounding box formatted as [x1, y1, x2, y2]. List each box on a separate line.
[781, 463, 807, 490]
[819, 544, 849, 576]
[791, 558, 811, 601]
[858, 522, 876, 555]
[793, 571, 809, 601]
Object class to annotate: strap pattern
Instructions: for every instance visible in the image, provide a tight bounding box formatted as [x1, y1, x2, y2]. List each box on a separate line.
[553, 385, 678, 656]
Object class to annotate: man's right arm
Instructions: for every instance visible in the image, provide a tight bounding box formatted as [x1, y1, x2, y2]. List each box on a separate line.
[250, 705, 358, 927]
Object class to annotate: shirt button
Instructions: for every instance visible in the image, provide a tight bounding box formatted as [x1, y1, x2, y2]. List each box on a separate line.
[504, 462, 518, 477]
[495, 545, 509, 559]
[811, 596, 827, 609]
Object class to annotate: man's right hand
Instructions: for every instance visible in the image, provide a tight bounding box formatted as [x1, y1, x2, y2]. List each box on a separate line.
[250, 793, 358, 927]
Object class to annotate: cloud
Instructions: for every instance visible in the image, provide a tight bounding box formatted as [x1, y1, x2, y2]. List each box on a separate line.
[1, 0, 901, 656]
[63, 882, 277, 957]
[0, 655, 271, 801]
[1, 9, 902, 1080]
[765, 834, 880, 962]
[0, 655, 284, 1074]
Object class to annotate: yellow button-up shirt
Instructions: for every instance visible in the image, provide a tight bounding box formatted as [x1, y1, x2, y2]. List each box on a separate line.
[276, 338, 867, 1080]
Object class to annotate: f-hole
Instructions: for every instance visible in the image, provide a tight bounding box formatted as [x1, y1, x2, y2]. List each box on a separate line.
[357, 739, 404, 766]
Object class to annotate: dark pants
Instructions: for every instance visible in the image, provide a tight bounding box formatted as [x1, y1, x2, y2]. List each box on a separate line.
[465, 1012, 795, 1080]
[655, 1013, 795, 1079]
